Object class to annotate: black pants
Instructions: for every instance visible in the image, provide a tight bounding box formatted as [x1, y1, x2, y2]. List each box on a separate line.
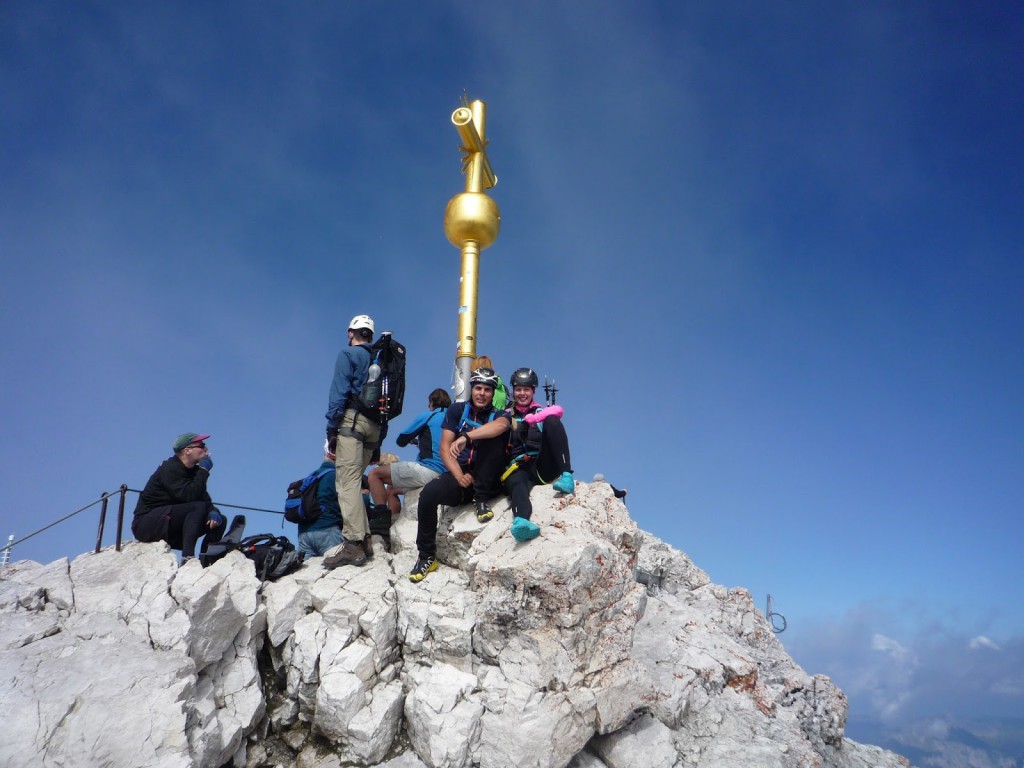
[504, 415, 572, 521]
[161, 501, 223, 558]
[415, 436, 504, 558]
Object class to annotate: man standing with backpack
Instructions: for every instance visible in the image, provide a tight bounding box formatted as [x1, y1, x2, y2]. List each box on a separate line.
[324, 314, 380, 568]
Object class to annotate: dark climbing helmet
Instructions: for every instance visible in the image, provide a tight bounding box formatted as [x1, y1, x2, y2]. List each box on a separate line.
[469, 367, 499, 390]
[510, 367, 539, 389]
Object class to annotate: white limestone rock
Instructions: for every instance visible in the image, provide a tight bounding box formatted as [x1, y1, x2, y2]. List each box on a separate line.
[0, 481, 909, 768]
[0, 605, 61, 649]
[475, 674, 597, 768]
[394, 560, 476, 664]
[404, 662, 484, 768]
[263, 574, 311, 647]
[378, 752, 430, 768]
[339, 679, 405, 764]
[0, 556, 74, 610]
[170, 552, 254, 673]
[631, 531, 907, 768]
[0, 612, 195, 768]
[0, 576, 47, 612]
[0, 542, 266, 768]
[591, 714, 678, 768]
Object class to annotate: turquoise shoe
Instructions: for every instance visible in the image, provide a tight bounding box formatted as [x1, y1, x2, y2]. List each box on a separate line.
[552, 471, 575, 494]
[511, 516, 540, 542]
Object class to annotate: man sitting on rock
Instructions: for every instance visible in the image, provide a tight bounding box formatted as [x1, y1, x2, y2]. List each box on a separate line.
[132, 432, 225, 561]
[501, 367, 575, 542]
[408, 368, 510, 583]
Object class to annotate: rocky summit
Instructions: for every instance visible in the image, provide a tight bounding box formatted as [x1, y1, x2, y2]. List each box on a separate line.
[0, 481, 908, 768]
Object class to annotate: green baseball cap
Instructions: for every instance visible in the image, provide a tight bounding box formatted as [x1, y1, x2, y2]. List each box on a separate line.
[173, 433, 210, 452]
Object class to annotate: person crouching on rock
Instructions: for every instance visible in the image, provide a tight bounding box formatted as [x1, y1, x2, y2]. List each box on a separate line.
[501, 367, 576, 542]
[408, 368, 510, 584]
[132, 432, 225, 562]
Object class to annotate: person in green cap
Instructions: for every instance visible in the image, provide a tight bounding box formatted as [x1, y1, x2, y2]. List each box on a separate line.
[132, 432, 225, 561]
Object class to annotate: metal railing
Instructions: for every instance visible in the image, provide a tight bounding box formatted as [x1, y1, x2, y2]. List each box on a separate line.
[1, 487, 285, 564]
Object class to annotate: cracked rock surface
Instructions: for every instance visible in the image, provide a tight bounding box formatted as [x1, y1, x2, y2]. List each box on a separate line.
[1, 482, 907, 768]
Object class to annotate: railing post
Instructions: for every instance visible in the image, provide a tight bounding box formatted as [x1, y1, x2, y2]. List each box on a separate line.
[95, 491, 109, 554]
[115, 484, 127, 552]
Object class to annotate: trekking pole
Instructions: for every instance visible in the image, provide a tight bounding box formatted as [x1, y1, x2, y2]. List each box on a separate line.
[544, 376, 558, 406]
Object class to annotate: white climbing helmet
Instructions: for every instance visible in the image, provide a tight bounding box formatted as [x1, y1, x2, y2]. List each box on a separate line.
[348, 314, 375, 334]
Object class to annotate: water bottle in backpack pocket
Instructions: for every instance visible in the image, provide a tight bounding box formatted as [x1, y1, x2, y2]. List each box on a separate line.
[355, 332, 407, 423]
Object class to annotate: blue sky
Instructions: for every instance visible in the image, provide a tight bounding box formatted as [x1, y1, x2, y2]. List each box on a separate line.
[2, 1, 1021, 735]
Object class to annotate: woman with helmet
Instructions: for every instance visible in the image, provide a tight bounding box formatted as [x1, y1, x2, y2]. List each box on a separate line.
[408, 367, 511, 583]
[502, 366, 575, 542]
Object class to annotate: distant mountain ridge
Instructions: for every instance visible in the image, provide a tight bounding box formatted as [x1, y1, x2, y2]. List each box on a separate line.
[848, 717, 1024, 768]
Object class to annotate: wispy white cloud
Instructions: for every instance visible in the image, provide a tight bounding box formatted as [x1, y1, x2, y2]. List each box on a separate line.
[969, 635, 1001, 651]
[788, 604, 1024, 725]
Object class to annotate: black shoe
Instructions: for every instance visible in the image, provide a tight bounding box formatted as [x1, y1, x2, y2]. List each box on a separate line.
[475, 500, 494, 523]
[362, 535, 375, 560]
[408, 555, 438, 583]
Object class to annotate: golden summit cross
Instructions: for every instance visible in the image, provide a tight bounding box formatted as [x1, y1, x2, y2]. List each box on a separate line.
[444, 97, 500, 402]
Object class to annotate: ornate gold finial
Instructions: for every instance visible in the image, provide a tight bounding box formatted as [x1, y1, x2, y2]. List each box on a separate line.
[444, 98, 501, 401]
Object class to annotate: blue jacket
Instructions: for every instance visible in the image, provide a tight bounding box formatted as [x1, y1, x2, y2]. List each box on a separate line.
[326, 343, 371, 429]
[301, 460, 343, 534]
[396, 408, 447, 474]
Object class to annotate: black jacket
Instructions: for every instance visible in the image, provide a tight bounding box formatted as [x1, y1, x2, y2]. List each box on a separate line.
[134, 456, 212, 515]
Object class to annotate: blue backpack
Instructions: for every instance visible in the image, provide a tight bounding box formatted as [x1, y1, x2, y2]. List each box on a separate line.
[284, 467, 334, 524]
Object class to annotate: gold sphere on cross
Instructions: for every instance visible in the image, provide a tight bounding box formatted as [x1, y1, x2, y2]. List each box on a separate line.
[444, 192, 501, 249]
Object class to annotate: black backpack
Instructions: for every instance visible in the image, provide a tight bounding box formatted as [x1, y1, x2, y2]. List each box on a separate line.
[356, 332, 406, 424]
[235, 534, 304, 582]
[284, 466, 334, 524]
[199, 516, 303, 582]
[199, 514, 247, 567]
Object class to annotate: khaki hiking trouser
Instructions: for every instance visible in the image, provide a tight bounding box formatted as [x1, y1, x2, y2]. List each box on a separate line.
[335, 408, 381, 542]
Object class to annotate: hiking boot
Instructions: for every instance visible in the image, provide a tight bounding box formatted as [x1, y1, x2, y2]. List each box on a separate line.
[408, 555, 438, 583]
[362, 535, 375, 560]
[475, 500, 494, 523]
[552, 471, 575, 494]
[323, 540, 367, 569]
[510, 516, 540, 542]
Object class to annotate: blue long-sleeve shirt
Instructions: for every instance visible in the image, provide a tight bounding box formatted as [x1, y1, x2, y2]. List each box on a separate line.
[395, 408, 447, 474]
[326, 343, 371, 429]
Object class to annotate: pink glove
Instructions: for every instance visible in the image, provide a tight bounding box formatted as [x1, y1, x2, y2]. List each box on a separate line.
[524, 405, 563, 425]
